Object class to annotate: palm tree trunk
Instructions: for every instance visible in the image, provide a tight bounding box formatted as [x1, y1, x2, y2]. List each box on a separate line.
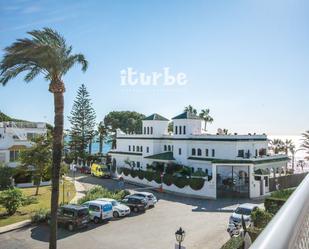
[49, 88, 64, 249]
[99, 135, 103, 155]
[204, 121, 207, 131]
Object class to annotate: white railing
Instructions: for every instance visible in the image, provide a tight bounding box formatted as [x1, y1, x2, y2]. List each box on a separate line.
[250, 174, 309, 249]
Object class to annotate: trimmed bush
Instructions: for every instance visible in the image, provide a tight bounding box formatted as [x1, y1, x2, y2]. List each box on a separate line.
[270, 188, 294, 200]
[189, 177, 205, 190]
[163, 174, 173, 186]
[122, 168, 130, 176]
[31, 208, 50, 224]
[264, 197, 286, 214]
[117, 167, 123, 175]
[137, 170, 145, 180]
[0, 188, 25, 215]
[221, 236, 243, 249]
[251, 208, 272, 228]
[22, 195, 38, 206]
[153, 172, 162, 184]
[130, 169, 137, 178]
[145, 171, 154, 182]
[173, 176, 188, 188]
[0, 165, 14, 190]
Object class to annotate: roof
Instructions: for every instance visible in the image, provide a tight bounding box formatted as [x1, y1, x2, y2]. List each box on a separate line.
[172, 111, 201, 120]
[187, 156, 289, 164]
[143, 113, 169, 121]
[84, 200, 111, 205]
[254, 168, 269, 175]
[144, 152, 175, 161]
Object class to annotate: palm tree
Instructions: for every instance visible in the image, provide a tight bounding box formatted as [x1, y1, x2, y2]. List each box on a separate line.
[199, 109, 214, 131]
[0, 28, 87, 249]
[283, 139, 295, 155]
[269, 139, 285, 154]
[184, 105, 197, 114]
[301, 130, 309, 160]
[97, 121, 108, 155]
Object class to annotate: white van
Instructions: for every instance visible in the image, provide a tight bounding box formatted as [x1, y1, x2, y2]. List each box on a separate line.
[82, 200, 113, 223]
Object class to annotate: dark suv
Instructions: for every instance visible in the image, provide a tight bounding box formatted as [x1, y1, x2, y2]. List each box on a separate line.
[121, 196, 148, 212]
[49, 205, 90, 231]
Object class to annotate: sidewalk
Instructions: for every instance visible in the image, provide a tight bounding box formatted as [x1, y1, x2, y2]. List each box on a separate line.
[66, 176, 86, 204]
[0, 219, 31, 234]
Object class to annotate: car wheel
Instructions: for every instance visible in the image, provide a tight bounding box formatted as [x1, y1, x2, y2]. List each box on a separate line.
[94, 217, 100, 224]
[113, 211, 119, 218]
[67, 223, 74, 232]
[133, 207, 139, 213]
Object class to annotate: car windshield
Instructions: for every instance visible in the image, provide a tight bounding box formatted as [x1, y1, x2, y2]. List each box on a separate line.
[111, 201, 119, 206]
[235, 207, 252, 215]
[77, 209, 89, 217]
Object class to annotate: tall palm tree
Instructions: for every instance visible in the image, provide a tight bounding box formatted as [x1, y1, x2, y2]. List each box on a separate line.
[269, 139, 285, 154]
[0, 28, 87, 249]
[301, 130, 309, 160]
[184, 105, 197, 115]
[283, 139, 295, 155]
[97, 121, 108, 155]
[199, 109, 214, 131]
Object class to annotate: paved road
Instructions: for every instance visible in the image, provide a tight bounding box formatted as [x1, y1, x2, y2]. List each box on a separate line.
[0, 174, 262, 249]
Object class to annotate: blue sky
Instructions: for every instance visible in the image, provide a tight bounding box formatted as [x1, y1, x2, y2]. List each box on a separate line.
[0, 0, 308, 135]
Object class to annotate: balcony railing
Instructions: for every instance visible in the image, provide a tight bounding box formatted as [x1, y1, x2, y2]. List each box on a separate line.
[250, 174, 309, 249]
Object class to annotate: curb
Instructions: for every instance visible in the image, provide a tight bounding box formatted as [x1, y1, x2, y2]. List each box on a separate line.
[0, 219, 31, 234]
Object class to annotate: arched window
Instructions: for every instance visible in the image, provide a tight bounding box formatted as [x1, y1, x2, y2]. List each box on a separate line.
[197, 148, 202, 156]
[147, 127, 150, 134]
[183, 126, 186, 134]
[144, 127, 146, 134]
[150, 127, 153, 134]
[168, 145, 171, 151]
[133, 145, 135, 151]
[175, 126, 178, 134]
[179, 126, 182, 134]
[164, 145, 167, 151]
[192, 148, 196, 156]
[128, 145, 131, 151]
[136, 146, 140, 152]
[140, 146, 143, 152]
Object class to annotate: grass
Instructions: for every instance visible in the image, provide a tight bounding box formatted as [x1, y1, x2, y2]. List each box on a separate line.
[0, 180, 76, 227]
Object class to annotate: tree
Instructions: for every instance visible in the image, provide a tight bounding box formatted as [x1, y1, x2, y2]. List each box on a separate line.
[184, 105, 197, 115]
[104, 111, 145, 149]
[0, 188, 25, 215]
[97, 121, 108, 155]
[199, 109, 214, 131]
[68, 84, 96, 162]
[301, 130, 309, 160]
[19, 135, 52, 195]
[283, 139, 295, 155]
[0, 28, 88, 249]
[269, 139, 285, 154]
[0, 163, 14, 190]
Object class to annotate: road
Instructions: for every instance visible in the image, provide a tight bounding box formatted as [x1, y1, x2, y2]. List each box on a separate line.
[0, 174, 262, 249]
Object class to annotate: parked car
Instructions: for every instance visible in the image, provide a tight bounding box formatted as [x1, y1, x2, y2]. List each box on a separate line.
[121, 195, 148, 212]
[48, 204, 90, 231]
[96, 198, 131, 218]
[229, 203, 259, 226]
[91, 163, 111, 178]
[82, 200, 113, 223]
[130, 192, 157, 207]
[80, 166, 91, 174]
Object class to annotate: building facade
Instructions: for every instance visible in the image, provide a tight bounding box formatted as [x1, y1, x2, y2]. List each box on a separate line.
[0, 121, 47, 167]
[110, 112, 288, 199]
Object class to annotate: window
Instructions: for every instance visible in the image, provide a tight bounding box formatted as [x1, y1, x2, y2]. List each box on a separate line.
[168, 145, 171, 151]
[63, 209, 75, 217]
[147, 127, 149, 134]
[132, 161, 136, 167]
[144, 127, 146, 134]
[183, 126, 186, 134]
[140, 146, 143, 152]
[205, 149, 209, 157]
[136, 146, 140, 152]
[179, 126, 182, 134]
[9, 150, 19, 162]
[164, 145, 167, 151]
[146, 147, 149, 153]
[133, 145, 135, 152]
[255, 149, 258, 157]
[175, 126, 178, 134]
[192, 148, 196, 156]
[128, 145, 131, 151]
[238, 150, 244, 158]
[179, 148, 182, 155]
[150, 127, 153, 134]
[212, 149, 215, 157]
[137, 162, 141, 168]
[89, 205, 100, 212]
[191, 167, 195, 173]
[197, 148, 202, 156]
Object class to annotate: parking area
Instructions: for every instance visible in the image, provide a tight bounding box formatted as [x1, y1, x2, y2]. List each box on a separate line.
[0, 174, 262, 249]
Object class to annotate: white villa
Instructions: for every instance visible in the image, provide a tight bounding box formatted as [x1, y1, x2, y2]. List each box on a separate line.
[0, 121, 47, 167]
[110, 112, 288, 199]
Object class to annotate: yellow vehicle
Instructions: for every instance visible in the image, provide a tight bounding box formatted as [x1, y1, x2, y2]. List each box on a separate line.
[91, 163, 111, 178]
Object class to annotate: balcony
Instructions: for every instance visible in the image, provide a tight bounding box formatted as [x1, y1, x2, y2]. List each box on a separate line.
[250, 174, 309, 249]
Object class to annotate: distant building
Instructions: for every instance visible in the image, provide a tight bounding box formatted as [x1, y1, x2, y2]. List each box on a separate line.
[0, 121, 47, 167]
[109, 112, 288, 198]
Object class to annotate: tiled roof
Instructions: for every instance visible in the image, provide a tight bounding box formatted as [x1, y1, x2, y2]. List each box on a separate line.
[172, 111, 201, 120]
[143, 113, 169, 121]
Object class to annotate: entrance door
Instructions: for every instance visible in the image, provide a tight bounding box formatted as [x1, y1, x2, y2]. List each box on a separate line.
[216, 165, 250, 198]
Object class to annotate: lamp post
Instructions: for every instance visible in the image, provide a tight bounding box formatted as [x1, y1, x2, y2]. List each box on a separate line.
[175, 227, 185, 249]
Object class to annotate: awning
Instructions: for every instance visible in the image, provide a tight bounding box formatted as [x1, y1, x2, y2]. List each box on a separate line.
[8, 145, 27, 150]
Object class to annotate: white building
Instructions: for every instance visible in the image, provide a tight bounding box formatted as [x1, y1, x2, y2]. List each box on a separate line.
[0, 121, 47, 167]
[109, 112, 288, 199]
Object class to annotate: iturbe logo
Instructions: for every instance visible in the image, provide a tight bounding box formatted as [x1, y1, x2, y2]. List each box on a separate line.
[120, 67, 188, 86]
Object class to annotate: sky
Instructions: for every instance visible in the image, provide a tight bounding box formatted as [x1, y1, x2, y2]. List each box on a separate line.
[0, 0, 308, 136]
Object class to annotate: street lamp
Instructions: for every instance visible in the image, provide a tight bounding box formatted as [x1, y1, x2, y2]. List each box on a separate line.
[175, 227, 185, 249]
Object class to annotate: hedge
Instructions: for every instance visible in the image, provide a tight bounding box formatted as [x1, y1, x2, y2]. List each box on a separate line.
[130, 169, 137, 178]
[163, 174, 173, 186]
[117, 167, 123, 175]
[173, 176, 188, 188]
[137, 170, 145, 180]
[122, 168, 130, 176]
[153, 173, 162, 184]
[221, 236, 243, 249]
[145, 171, 154, 182]
[189, 177, 205, 190]
[251, 208, 272, 228]
[264, 197, 286, 214]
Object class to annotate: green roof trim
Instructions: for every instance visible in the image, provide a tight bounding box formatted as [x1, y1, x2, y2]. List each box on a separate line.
[144, 152, 175, 161]
[108, 151, 142, 156]
[187, 156, 289, 164]
[254, 169, 270, 175]
[143, 113, 169, 121]
[117, 137, 267, 142]
[172, 111, 201, 120]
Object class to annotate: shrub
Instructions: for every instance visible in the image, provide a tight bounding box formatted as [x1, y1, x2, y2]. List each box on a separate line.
[189, 177, 205, 190]
[270, 188, 294, 200]
[130, 169, 137, 178]
[247, 227, 263, 242]
[122, 168, 130, 176]
[221, 236, 243, 249]
[22, 195, 38, 206]
[145, 171, 154, 182]
[191, 169, 207, 177]
[31, 208, 50, 224]
[173, 176, 188, 188]
[251, 208, 272, 228]
[264, 197, 286, 214]
[0, 165, 14, 190]
[111, 164, 116, 173]
[153, 172, 162, 184]
[117, 167, 123, 175]
[114, 189, 130, 200]
[137, 170, 145, 180]
[0, 188, 25, 215]
[178, 166, 192, 177]
[163, 174, 173, 186]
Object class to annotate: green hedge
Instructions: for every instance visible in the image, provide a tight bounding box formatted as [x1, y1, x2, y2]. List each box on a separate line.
[130, 169, 137, 178]
[264, 197, 286, 214]
[189, 177, 205, 190]
[221, 236, 243, 249]
[270, 188, 294, 200]
[251, 208, 272, 228]
[117, 167, 123, 174]
[137, 170, 145, 180]
[145, 171, 154, 182]
[163, 174, 173, 186]
[173, 176, 188, 188]
[153, 173, 162, 184]
[122, 168, 130, 176]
